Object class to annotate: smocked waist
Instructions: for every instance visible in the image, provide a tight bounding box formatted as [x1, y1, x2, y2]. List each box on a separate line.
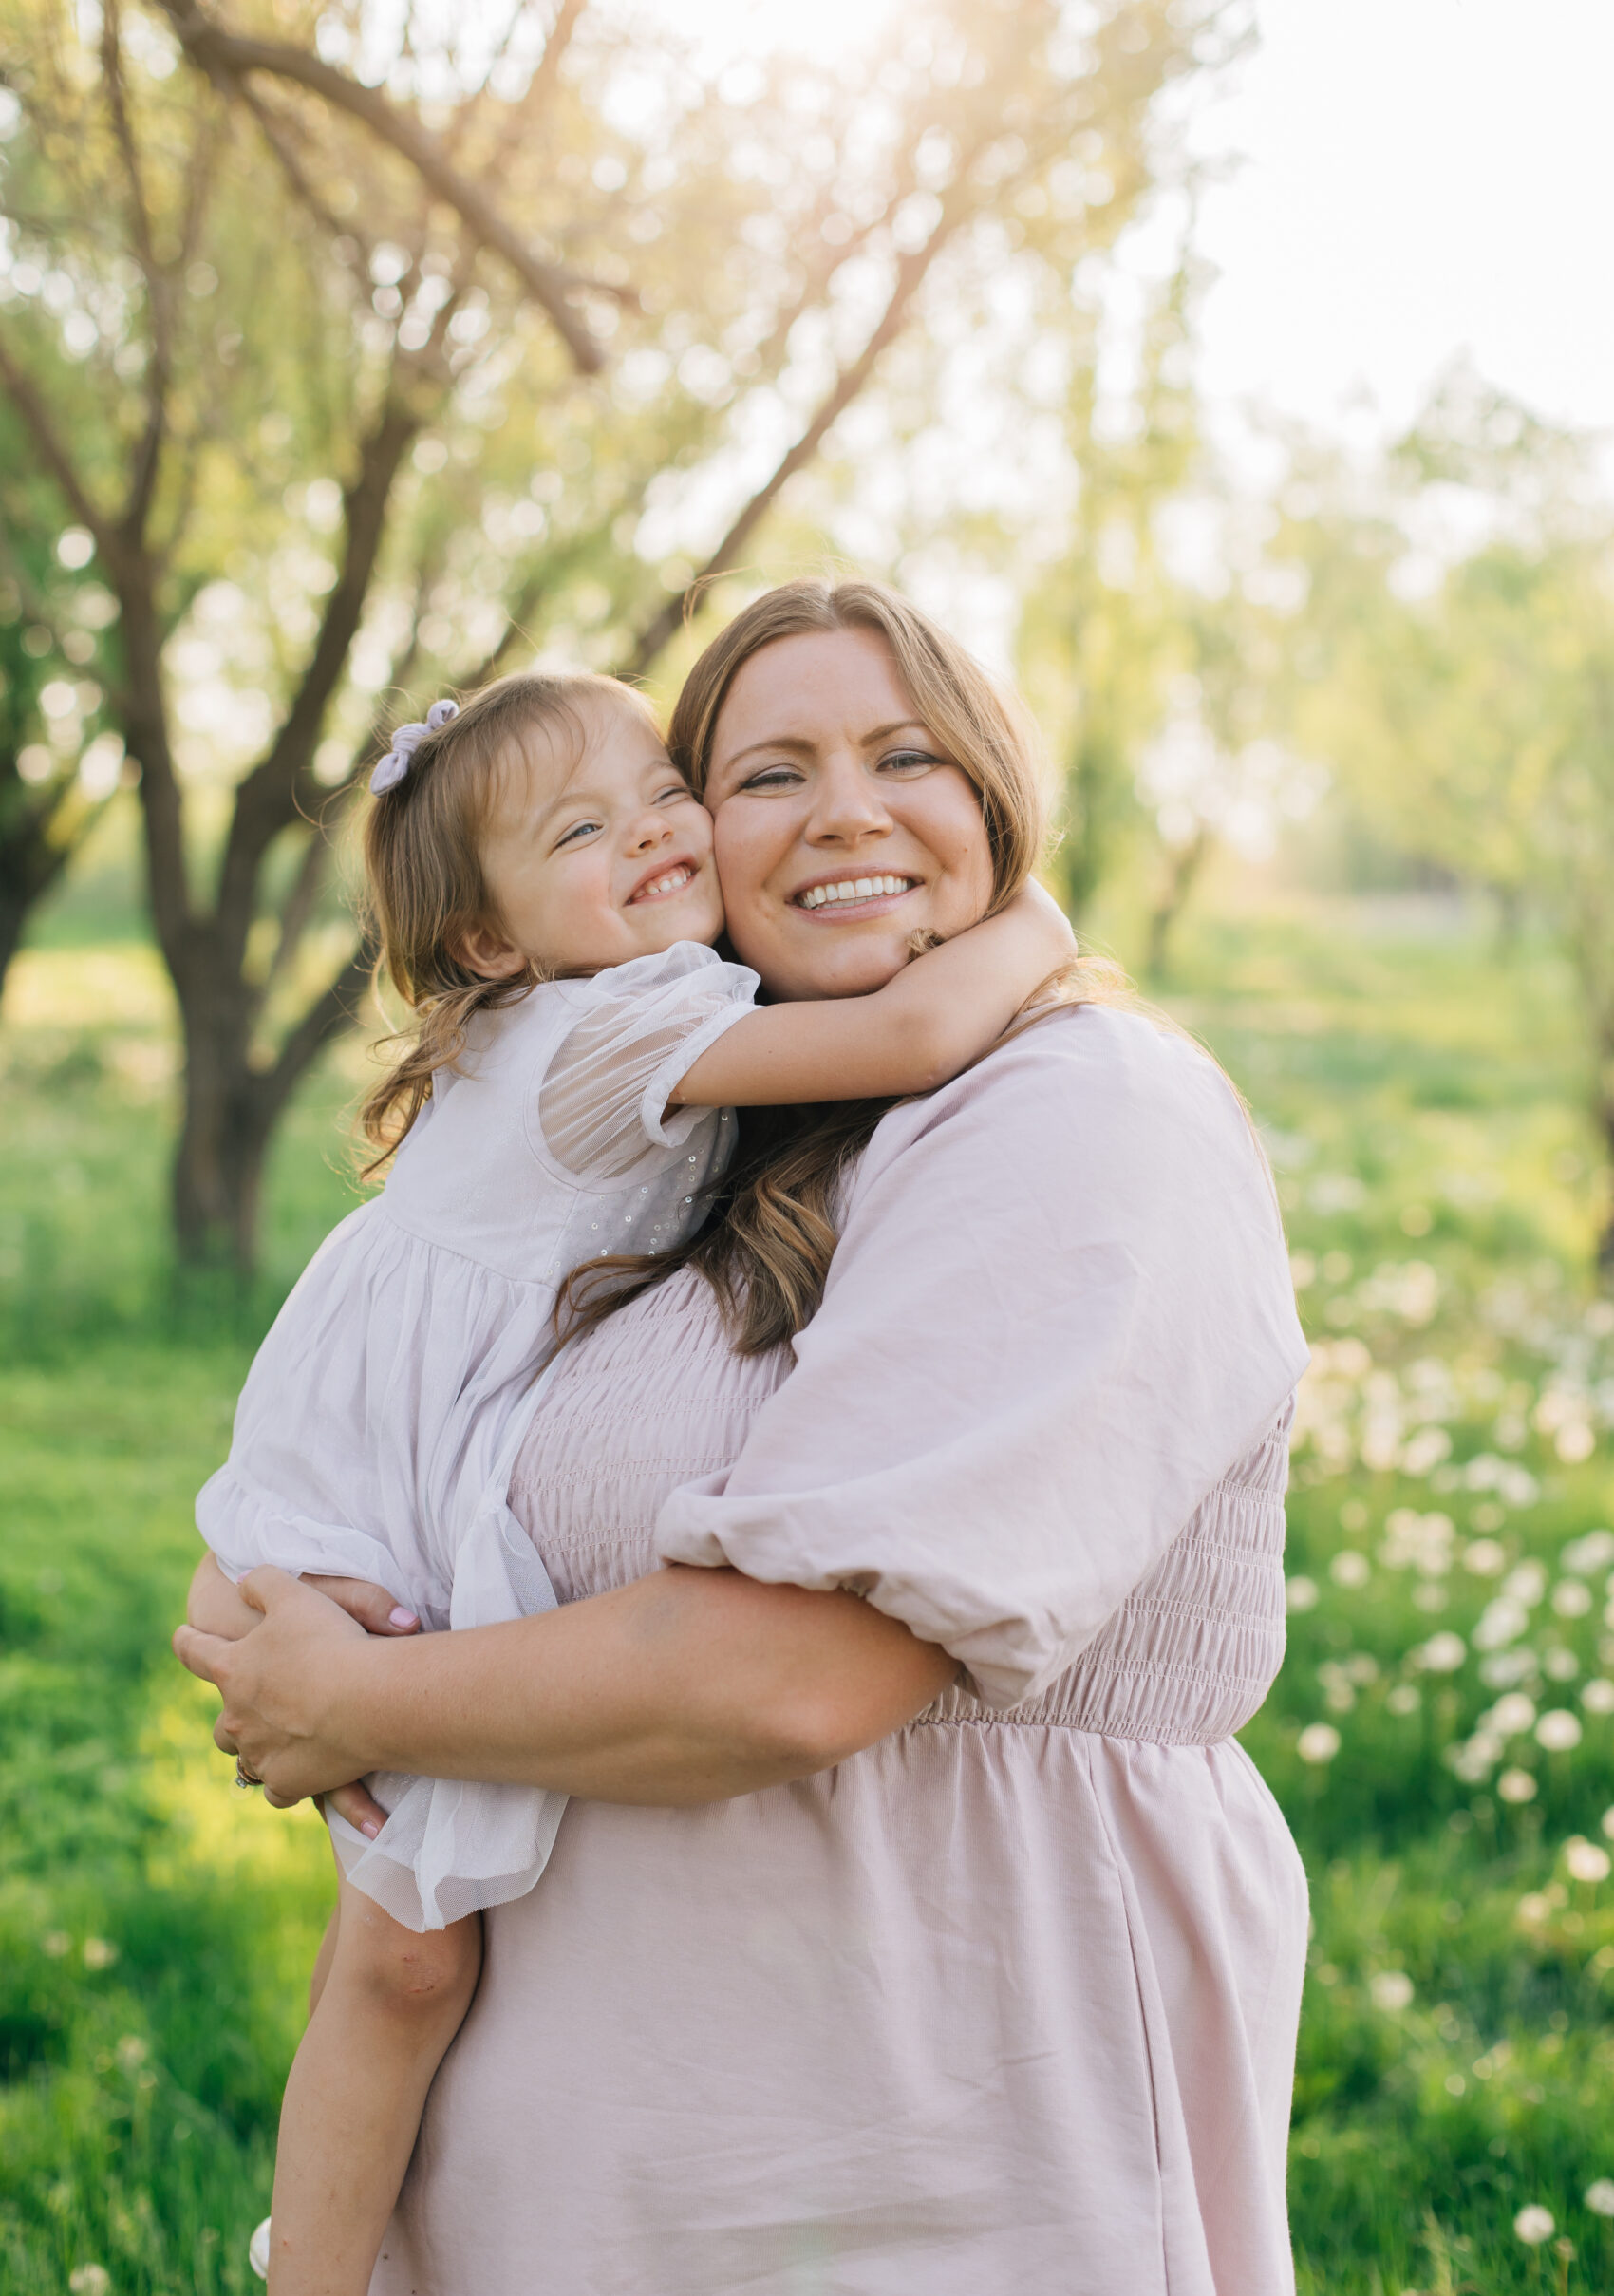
[913, 1643, 1283, 1747]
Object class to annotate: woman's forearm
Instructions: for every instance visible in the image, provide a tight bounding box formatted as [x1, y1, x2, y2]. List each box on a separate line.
[188, 1565, 958, 1807]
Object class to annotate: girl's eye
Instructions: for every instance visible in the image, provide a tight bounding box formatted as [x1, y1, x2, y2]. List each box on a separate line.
[554, 819, 602, 849]
[656, 783, 696, 805]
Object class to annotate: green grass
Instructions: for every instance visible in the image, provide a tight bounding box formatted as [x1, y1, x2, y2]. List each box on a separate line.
[7, 890, 1614, 2292]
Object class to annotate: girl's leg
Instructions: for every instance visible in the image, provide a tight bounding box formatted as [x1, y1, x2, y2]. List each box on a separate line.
[266, 1851, 481, 2296]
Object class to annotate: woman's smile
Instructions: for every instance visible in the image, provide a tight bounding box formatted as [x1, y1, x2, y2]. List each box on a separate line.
[791, 870, 920, 915]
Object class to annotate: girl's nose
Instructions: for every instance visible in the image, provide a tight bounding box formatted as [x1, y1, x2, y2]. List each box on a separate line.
[628, 811, 675, 852]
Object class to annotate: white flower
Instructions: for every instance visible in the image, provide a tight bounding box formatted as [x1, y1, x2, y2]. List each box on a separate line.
[68, 2270, 111, 2295]
[81, 1937, 117, 1970]
[1564, 1530, 1614, 1575]
[41, 1931, 69, 1958]
[1286, 1575, 1319, 1612]
[1536, 1709, 1583, 1751]
[1473, 1598, 1530, 1650]
[1514, 2204, 1555, 2244]
[1504, 1561, 1548, 1606]
[1586, 2179, 1614, 2216]
[1553, 1580, 1594, 1616]
[1417, 1631, 1467, 1673]
[250, 2217, 272, 2281]
[1498, 1767, 1538, 1803]
[1582, 1679, 1614, 1714]
[1463, 1538, 1507, 1576]
[1565, 1838, 1611, 1884]
[1330, 1550, 1371, 1589]
[1489, 1693, 1536, 1737]
[1603, 1807, 1614, 1842]
[1297, 1722, 1341, 1764]
[1369, 1970, 1414, 2011]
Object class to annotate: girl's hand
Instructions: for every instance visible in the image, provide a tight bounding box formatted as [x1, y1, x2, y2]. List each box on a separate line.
[174, 1567, 380, 1806]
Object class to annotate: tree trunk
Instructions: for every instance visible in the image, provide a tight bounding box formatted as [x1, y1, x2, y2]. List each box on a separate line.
[1145, 826, 1211, 983]
[1597, 1093, 1614, 1285]
[0, 881, 29, 1007]
[168, 953, 270, 1269]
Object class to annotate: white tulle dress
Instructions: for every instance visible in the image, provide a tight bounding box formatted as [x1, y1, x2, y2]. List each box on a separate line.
[197, 941, 757, 1929]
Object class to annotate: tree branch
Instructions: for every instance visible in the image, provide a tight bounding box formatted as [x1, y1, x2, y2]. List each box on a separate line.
[159, 3, 605, 374]
[215, 384, 423, 948]
[622, 217, 962, 677]
[0, 332, 111, 550]
[101, 0, 172, 542]
[533, 0, 589, 115]
[254, 937, 374, 1131]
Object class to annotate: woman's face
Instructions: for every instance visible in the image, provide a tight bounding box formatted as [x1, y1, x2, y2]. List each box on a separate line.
[704, 626, 996, 1002]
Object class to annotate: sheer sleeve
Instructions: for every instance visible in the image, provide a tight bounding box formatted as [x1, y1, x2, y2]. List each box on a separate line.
[537, 943, 758, 1181]
[656, 1007, 1309, 1709]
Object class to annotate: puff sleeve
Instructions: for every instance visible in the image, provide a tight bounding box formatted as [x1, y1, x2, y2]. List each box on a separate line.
[536, 942, 759, 1180]
[655, 1006, 1309, 1709]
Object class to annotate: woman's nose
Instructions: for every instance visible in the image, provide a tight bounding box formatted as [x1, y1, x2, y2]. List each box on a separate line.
[805, 753, 891, 844]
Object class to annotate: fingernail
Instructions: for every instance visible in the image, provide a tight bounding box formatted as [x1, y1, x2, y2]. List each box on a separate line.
[388, 1607, 418, 1628]
[361, 1819, 381, 1839]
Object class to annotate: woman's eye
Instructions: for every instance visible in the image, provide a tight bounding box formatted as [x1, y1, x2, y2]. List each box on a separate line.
[879, 748, 940, 773]
[739, 764, 803, 793]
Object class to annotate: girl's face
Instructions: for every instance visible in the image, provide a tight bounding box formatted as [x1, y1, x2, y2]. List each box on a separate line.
[464, 695, 723, 976]
[704, 627, 995, 1002]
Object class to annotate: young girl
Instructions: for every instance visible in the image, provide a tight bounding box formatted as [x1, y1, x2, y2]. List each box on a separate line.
[195, 668, 1072, 2294]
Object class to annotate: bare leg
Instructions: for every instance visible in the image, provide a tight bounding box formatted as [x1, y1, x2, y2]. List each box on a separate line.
[266, 1849, 481, 2296]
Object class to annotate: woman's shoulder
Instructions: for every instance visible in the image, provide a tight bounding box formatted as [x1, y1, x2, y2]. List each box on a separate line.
[848, 999, 1276, 1258]
[887, 1000, 1247, 1156]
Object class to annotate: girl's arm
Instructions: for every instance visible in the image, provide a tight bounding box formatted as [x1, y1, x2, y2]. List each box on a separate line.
[175, 1563, 957, 1810]
[668, 880, 1074, 1108]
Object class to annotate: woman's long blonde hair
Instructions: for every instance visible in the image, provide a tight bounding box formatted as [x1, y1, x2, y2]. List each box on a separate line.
[358, 668, 657, 1176]
[559, 577, 1119, 1355]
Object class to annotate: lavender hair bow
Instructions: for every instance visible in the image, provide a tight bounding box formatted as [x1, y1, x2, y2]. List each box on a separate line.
[370, 698, 459, 794]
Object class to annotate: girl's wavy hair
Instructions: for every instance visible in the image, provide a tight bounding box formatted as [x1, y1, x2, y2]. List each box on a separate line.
[357, 668, 658, 1177]
[559, 576, 1127, 1356]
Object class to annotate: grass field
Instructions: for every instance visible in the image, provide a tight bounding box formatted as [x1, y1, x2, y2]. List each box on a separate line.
[6, 890, 1614, 2294]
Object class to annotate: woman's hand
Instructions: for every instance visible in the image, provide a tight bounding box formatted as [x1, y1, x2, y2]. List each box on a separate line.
[182, 1555, 405, 1831]
[175, 1568, 390, 1815]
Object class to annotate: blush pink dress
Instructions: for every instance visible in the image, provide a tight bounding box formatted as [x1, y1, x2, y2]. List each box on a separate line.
[371, 1006, 1311, 2296]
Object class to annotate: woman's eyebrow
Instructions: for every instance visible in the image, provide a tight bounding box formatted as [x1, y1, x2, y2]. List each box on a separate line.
[717, 719, 930, 770]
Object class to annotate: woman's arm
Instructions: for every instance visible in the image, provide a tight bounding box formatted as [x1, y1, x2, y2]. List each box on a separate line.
[174, 1563, 958, 1809]
[669, 881, 1073, 1107]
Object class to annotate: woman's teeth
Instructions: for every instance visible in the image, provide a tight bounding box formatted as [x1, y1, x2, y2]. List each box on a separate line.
[636, 866, 693, 901]
[797, 875, 912, 910]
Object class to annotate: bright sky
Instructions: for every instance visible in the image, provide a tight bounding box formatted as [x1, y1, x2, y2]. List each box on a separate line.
[1188, 0, 1614, 446]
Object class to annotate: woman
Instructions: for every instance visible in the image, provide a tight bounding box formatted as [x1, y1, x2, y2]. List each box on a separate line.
[178, 579, 1310, 2295]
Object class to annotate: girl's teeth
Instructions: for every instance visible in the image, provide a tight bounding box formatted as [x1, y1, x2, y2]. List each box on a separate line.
[798, 875, 910, 909]
[641, 868, 691, 898]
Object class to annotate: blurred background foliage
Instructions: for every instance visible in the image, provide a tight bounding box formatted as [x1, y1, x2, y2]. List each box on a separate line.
[7, 2, 1614, 2292]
